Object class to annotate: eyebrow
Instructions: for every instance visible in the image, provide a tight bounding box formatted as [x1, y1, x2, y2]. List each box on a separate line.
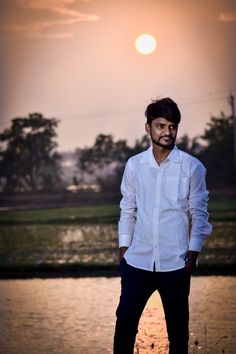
[154, 122, 177, 127]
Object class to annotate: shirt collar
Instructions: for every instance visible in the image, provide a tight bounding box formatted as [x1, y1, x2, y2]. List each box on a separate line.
[166, 145, 180, 163]
[140, 145, 180, 166]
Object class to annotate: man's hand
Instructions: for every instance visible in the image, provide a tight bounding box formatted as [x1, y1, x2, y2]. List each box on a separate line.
[119, 247, 129, 262]
[185, 250, 199, 273]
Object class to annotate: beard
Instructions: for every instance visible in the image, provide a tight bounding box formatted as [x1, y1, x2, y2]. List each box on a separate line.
[150, 135, 176, 149]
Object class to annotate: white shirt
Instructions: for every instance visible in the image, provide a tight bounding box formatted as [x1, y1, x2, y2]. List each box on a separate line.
[118, 145, 212, 272]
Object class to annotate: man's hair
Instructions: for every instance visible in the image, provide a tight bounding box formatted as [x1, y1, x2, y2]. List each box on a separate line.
[145, 97, 181, 126]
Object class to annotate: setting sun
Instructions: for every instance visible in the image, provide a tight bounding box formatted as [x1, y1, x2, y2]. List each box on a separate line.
[135, 34, 157, 55]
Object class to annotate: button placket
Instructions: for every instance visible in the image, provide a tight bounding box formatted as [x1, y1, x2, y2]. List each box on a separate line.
[153, 164, 163, 270]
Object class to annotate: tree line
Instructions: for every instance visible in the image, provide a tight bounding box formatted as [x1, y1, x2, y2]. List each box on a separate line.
[0, 112, 235, 193]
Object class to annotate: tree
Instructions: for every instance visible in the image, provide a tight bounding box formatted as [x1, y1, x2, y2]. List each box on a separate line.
[79, 134, 114, 175]
[78, 134, 131, 176]
[132, 134, 150, 155]
[198, 113, 235, 189]
[0, 113, 62, 192]
[77, 134, 132, 192]
[76, 112, 236, 195]
[176, 134, 203, 156]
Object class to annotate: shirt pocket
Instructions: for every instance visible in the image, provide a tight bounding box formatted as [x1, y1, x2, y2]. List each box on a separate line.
[165, 176, 189, 201]
[178, 177, 190, 200]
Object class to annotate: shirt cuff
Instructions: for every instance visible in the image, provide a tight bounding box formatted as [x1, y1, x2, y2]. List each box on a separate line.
[189, 237, 204, 252]
[119, 234, 132, 248]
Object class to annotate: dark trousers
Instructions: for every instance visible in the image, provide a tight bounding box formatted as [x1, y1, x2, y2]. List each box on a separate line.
[114, 259, 191, 354]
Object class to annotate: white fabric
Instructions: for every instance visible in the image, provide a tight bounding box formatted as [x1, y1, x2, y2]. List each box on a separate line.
[118, 145, 212, 272]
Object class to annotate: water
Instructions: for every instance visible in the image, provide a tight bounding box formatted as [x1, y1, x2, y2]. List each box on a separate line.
[0, 276, 235, 354]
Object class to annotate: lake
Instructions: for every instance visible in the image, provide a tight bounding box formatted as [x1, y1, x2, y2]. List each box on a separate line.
[0, 276, 235, 354]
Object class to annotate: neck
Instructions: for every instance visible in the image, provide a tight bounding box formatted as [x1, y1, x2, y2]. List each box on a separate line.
[152, 144, 173, 165]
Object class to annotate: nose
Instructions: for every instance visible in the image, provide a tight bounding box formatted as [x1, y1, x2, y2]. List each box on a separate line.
[164, 126, 172, 135]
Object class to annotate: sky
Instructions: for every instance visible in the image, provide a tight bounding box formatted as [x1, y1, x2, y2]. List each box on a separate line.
[0, 0, 236, 151]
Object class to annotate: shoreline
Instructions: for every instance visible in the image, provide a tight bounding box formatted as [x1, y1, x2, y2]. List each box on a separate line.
[0, 264, 235, 279]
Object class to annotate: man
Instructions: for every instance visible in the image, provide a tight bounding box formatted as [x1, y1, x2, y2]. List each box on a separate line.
[113, 97, 212, 354]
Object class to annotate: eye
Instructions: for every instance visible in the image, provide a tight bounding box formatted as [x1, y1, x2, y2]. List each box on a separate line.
[156, 123, 164, 129]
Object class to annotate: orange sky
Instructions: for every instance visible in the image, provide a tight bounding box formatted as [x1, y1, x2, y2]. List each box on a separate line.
[0, 0, 236, 151]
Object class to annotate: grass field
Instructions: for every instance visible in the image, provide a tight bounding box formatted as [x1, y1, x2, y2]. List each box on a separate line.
[0, 199, 235, 224]
[0, 204, 120, 224]
[0, 199, 235, 276]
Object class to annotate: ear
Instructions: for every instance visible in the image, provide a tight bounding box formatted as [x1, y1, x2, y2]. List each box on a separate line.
[145, 123, 151, 135]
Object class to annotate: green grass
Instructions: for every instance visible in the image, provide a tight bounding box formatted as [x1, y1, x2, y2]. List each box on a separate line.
[0, 204, 120, 224]
[0, 221, 235, 271]
[208, 199, 236, 222]
[198, 221, 236, 268]
[0, 224, 119, 268]
[209, 199, 236, 210]
[0, 199, 235, 224]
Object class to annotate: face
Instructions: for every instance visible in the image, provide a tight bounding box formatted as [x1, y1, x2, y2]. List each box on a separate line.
[145, 117, 178, 149]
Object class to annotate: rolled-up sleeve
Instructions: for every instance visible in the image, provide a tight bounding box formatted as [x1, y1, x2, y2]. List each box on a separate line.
[188, 162, 212, 252]
[118, 159, 137, 248]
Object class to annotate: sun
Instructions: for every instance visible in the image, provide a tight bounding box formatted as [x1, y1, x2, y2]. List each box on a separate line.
[135, 34, 157, 55]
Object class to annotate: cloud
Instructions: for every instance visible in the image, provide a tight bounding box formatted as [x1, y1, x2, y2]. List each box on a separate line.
[0, 0, 100, 40]
[2, 21, 75, 39]
[20, 0, 98, 19]
[218, 12, 236, 22]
